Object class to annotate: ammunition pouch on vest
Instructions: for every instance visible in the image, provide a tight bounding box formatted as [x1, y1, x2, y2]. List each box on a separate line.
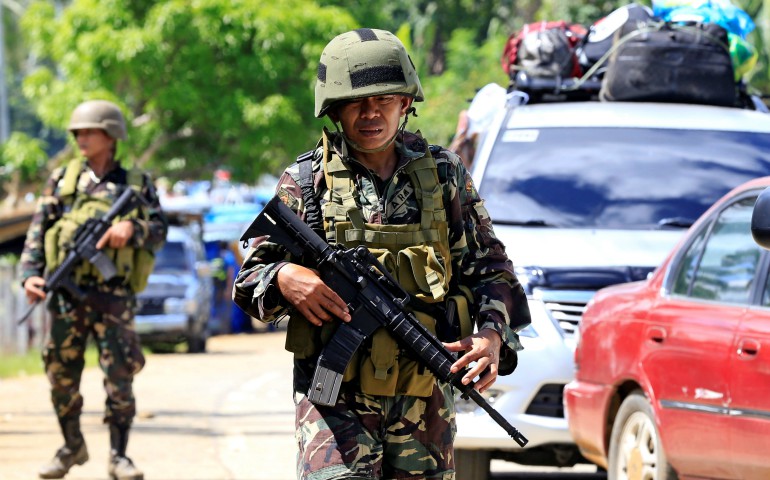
[43, 159, 155, 293]
[285, 132, 474, 398]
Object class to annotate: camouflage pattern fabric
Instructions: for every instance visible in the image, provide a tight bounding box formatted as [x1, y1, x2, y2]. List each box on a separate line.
[20, 160, 167, 427]
[20, 161, 167, 283]
[44, 284, 144, 425]
[295, 382, 456, 480]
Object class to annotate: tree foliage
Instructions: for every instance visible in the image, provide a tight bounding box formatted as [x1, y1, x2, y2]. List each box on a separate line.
[4, 0, 770, 190]
[20, 0, 356, 181]
[0, 131, 47, 179]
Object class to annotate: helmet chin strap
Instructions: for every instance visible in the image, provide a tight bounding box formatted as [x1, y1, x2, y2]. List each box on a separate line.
[335, 107, 416, 154]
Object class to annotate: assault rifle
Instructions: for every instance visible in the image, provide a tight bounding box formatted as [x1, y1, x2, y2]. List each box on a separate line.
[17, 187, 143, 325]
[240, 195, 528, 447]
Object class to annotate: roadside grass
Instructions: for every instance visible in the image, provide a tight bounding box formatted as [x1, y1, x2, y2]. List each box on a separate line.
[0, 344, 100, 379]
[0, 342, 164, 379]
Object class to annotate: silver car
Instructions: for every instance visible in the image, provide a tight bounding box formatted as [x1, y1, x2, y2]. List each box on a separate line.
[134, 225, 214, 353]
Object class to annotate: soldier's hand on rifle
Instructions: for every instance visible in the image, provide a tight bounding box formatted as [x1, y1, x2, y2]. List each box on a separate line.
[444, 328, 502, 394]
[276, 263, 351, 327]
[96, 220, 134, 249]
[23, 276, 47, 303]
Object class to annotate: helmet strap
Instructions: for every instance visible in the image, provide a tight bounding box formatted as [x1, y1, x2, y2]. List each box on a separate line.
[335, 106, 416, 154]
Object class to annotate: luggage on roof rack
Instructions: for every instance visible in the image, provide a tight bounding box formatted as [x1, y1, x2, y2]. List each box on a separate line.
[501, 21, 586, 83]
[599, 21, 737, 107]
[499, 3, 766, 110]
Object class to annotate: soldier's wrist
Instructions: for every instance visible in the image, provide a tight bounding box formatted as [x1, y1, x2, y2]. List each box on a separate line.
[264, 262, 290, 309]
[129, 219, 147, 246]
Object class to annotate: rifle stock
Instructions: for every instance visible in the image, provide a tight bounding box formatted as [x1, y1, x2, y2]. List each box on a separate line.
[241, 195, 529, 447]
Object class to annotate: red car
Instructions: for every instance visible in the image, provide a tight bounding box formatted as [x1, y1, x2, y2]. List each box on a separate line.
[564, 177, 770, 480]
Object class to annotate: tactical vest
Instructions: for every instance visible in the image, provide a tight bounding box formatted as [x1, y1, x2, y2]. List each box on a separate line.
[286, 133, 471, 398]
[43, 158, 155, 293]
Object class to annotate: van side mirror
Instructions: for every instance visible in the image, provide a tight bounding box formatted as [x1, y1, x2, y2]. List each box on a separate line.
[751, 187, 770, 249]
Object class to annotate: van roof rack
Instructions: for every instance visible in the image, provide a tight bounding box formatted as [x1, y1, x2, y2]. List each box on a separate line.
[508, 71, 769, 112]
[508, 71, 602, 103]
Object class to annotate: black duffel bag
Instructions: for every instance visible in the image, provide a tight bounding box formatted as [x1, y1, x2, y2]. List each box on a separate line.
[599, 22, 736, 107]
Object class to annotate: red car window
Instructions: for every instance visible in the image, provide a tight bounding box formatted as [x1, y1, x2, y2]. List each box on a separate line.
[673, 196, 762, 304]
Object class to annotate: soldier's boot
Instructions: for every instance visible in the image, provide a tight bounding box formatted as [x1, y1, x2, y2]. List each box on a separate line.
[38, 417, 89, 479]
[108, 424, 144, 480]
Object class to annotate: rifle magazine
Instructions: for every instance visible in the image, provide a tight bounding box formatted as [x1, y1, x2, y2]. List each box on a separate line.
[308, 363, 343, 406]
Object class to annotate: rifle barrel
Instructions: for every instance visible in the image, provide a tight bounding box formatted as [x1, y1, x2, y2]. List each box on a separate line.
[466, 389, 528, 447]
[17, 301, 39, 325]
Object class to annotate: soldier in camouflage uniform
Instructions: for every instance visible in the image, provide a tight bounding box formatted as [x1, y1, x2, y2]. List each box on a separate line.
[233, 29, 530, 480]
[20, 100, 167, 480]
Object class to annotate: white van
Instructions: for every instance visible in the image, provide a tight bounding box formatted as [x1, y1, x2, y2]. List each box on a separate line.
[454, 91, 770, 478]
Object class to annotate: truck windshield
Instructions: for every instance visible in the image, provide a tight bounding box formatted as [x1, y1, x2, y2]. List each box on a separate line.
[478, 127, 770, 228]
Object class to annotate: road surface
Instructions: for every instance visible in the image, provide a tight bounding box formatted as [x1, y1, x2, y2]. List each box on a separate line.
[0, 332, 604, 480]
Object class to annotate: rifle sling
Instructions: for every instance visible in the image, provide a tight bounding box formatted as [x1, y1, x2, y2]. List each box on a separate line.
[297, 151, 325, 238]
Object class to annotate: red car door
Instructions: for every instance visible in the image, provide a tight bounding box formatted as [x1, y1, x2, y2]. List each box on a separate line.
[729, 304, 770, 478]
[644, 196, 762, 478]
[643, 298, 738, 477]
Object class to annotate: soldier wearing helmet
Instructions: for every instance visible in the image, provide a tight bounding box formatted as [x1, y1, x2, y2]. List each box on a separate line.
[234, 29, 530, 479]
[20, 99, 167, 480]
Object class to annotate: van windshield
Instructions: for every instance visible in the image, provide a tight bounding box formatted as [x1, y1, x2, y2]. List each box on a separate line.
[478, 127, 770, 228]
[154, 241, 187, 271]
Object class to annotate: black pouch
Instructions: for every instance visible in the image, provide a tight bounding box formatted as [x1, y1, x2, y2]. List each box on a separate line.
[599, 22, 736, 107]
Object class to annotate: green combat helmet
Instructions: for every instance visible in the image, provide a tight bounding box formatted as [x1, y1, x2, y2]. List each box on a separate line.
[67, 100, 127, 140]
[315, 28, 424, 118]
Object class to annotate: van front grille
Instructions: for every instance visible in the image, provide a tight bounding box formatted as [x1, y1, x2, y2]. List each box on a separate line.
[533, 289, 593, 339]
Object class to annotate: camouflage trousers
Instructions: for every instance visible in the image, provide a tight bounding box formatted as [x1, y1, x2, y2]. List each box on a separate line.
[295, 382, 456, 480]
[43, 283, 145, 426]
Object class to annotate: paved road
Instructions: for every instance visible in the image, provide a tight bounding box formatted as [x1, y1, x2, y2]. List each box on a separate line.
[0, 332, 604, 480]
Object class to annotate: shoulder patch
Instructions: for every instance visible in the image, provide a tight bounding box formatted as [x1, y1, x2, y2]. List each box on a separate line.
[277, 187, 300, 211]
[465, 176, 478, 196]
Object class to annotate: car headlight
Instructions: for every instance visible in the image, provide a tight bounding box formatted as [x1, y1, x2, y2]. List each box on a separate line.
[163, 297, 198, 315]
[455, 387, 506, 414]
[514, 266, 545, 295]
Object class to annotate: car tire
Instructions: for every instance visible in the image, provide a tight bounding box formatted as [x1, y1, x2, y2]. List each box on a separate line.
[608, 390, 678, 480]
[186, 332, 207, 354]
[454, 448, 490, 480]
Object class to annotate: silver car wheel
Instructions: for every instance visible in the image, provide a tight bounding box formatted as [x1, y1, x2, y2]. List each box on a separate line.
[608, 391, 677, 480]
[616, 410, 657, 480]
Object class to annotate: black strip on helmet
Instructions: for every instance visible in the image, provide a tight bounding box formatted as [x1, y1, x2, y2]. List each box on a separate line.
[317, 63, 327, 82]
[350, 65, 405, 89]
[355, 28, 378, 42]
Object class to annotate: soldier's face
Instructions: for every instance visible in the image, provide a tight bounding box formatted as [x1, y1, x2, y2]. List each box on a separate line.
[73, 128, 115, 160]
[334, 95, 412, 152]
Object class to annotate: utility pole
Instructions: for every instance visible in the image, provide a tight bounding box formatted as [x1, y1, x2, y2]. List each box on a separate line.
[0, 1, 9, 143]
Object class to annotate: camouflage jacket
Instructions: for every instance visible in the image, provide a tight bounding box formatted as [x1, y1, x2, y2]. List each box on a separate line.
[234, 130, 531, 356]
[20, 159, 168, 288]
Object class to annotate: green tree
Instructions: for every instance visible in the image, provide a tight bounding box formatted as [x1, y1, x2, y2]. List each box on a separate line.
[20, 0, 357, 182]
[10, 0, 770, 192]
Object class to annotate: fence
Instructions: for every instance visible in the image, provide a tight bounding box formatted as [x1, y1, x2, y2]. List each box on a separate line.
[0, 261, 48, 354]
